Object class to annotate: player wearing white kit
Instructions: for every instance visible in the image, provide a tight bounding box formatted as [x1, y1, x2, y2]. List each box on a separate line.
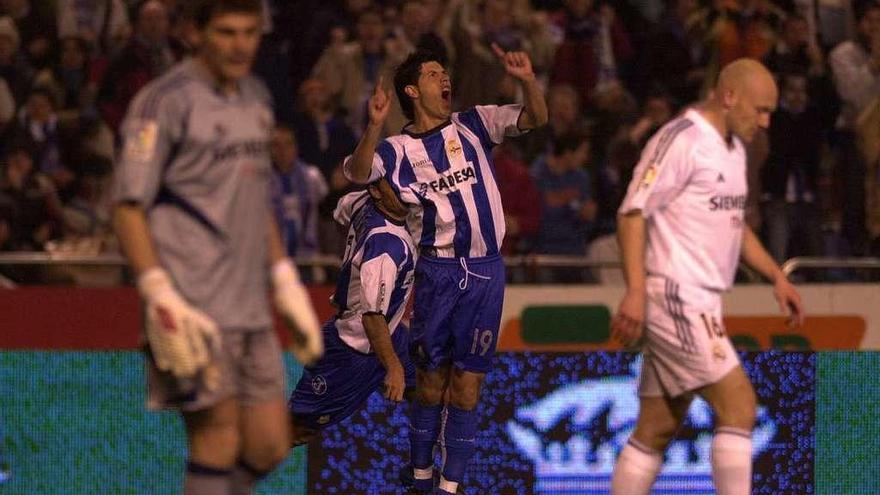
[112, 2, 321, 494]
[610, 59, 804, 495]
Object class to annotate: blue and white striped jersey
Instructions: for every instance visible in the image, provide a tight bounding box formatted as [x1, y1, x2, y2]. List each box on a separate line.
[344, 104, 526, 258]
[331, 192, 417, 354]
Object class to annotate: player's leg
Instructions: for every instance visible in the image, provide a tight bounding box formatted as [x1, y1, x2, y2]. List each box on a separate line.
[611, 393, 692, 495]
[436, 368, 485, 495]
[183, 398, 240, 495]
[406, 257, 458, 491]
[698, 365, 757, 495]
[232, 400, 290, 495]
[436, 255, 505, 495]
[229, 329, 291, 494]
[405, 364, 450, 492]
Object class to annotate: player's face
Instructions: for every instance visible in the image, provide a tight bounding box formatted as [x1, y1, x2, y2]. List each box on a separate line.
[413, 61, 452, 120]
[727, 79, 777, 143]
[371, 179, 408, 219]
[198, 12, 262, 84]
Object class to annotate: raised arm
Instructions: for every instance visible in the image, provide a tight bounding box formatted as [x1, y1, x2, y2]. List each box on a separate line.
[346, 76, 391, 184]
[491, 43, 548, 130]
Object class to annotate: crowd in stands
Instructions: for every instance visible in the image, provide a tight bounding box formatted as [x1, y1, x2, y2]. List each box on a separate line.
[0, 0, 878, 284]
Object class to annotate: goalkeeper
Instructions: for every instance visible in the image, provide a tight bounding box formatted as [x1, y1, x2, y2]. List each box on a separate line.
[111, 1, 322, 493]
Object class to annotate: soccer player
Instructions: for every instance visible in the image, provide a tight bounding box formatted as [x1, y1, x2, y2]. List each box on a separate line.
[610, 59, 805, 495]
[111, 2, 322, 494]
[345, 46, 548, 494]
[288, 178, 416, 445]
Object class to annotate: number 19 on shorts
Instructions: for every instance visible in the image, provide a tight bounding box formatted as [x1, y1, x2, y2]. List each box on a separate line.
[470, 328, 494, 356]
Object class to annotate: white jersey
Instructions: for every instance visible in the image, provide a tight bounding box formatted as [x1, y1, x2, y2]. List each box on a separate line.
[619, 109, 748, 291]
[344, 105, 526, 258]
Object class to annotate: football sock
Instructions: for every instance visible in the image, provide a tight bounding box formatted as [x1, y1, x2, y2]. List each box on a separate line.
[439, 405, 478, 494]
[184, 460, 231, 495]
[712, 427, 752, 495]
[610, 438, 663, 495]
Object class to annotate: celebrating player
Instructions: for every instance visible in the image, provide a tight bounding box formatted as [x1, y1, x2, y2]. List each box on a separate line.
[610, 59, 804, 495]
[345, 45, 547, 494]
[111, 1, 321, 494]
[288, 178, 417, 446]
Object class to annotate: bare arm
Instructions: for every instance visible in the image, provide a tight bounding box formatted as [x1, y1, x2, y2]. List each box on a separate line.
[740, 226, 804, 325]
[611, 210, 647, 346]
[517, 74, 548, 131]
[491, 43, 548, 131]
[363, 313, 405, 402]
[112, 202, 159, 276]
[267, 211, 286, 265]
[346, 76, 391, 184]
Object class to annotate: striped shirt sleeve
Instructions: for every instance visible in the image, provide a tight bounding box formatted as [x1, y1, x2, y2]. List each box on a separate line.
[474, 104, 526, 144]
[343, 139, 397, 184]
[358, 233, 408, 316]
[619, 119, 695, 217]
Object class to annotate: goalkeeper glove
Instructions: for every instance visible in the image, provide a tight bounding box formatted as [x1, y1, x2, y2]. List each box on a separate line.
[138, 267, 221, 379]
[271, 258, 323, 366]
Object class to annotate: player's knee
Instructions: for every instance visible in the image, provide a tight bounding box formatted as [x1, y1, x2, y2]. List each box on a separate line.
[189, 423, 241, 466]
[715, 393, 757, 430]
[448, 380, 481, 411]
[416, 385, 444, 406]
[248, 438, 290, 471]
[633, 419, 679, 452]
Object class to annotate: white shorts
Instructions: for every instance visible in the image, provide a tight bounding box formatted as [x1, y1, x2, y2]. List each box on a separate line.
[638, 276, 739, 398]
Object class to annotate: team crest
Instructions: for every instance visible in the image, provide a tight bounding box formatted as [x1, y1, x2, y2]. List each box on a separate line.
[311, 375, 328, 395]
[446, 139, 462, 157]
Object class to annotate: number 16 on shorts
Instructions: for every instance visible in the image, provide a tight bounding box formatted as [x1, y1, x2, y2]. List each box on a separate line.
[470, 328, 494, 356]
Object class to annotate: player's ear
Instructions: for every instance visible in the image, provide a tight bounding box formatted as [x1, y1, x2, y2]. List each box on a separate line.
[404, 85, 419, 99]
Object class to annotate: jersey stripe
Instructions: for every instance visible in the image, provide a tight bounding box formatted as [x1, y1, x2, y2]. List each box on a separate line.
[457, 127, 498, 254]
[649, 118, 693, 165]
[454, 115, 504, 252]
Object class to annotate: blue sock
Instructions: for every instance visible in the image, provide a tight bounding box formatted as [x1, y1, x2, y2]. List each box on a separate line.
[440, 405, 478, 488]
[410, 402, 443, 470]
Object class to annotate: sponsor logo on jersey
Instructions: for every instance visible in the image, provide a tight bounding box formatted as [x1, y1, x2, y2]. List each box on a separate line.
[717, 173, 725, 182]
[213, 139, 271, 162]
[709, 194, 747, 211]
[412, 164, 478, 197]
[412, 158, 433, 168]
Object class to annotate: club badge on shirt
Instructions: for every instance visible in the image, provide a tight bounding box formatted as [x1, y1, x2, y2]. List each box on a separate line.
[123, 119, 159, 163]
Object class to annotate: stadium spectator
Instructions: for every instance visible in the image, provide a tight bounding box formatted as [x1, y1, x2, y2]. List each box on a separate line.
[515, 83, 586, 165]
[290, 77, 357, 181]
[707, 0, 786, 69]
[638, 0, 709, 105]
[550, 0, 634, 108]
[98, 0, 182, 131]
[764, 14, 826, 77]
[270, 125, 329, 260]
[0, 0, 56, 72]
[61, 153, 113, 239]
[760, 72, 824, 264]
[829, 0, 880, 254]
[392, 0, 432, 54]
[56, 0, 130, 55]
[33, 36, 98, 113]
[312, 7, 408, 137]
[532, 132, 597, 281]
[0, 77, 12, 135]
[0, 15, 33, 103]
[0, 141, 62, 251]
[493, 142, 541, 257]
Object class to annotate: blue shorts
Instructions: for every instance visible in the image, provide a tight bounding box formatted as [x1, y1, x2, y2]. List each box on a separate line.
[410, 254, 505, 374]
[289, 320, 415, 430]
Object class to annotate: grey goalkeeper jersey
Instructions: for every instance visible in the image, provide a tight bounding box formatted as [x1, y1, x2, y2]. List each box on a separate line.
[113, 59, 275, 330]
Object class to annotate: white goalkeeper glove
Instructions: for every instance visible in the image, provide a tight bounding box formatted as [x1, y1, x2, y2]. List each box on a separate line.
[272, 258, 323, 366]
[138, 267, 221, 379]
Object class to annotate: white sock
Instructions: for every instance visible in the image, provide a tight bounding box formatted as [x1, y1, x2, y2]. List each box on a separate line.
[712, 427, 753, 495]
[611, 438, 663, 495]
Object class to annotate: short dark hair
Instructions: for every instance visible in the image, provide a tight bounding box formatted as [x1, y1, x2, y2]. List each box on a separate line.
[189, 0, 263, 29]
[394, 49, 448, 121]
[552, 132, 588, 157]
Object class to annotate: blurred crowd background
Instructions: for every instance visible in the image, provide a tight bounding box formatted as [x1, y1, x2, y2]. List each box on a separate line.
[0, 0, 878, 285]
